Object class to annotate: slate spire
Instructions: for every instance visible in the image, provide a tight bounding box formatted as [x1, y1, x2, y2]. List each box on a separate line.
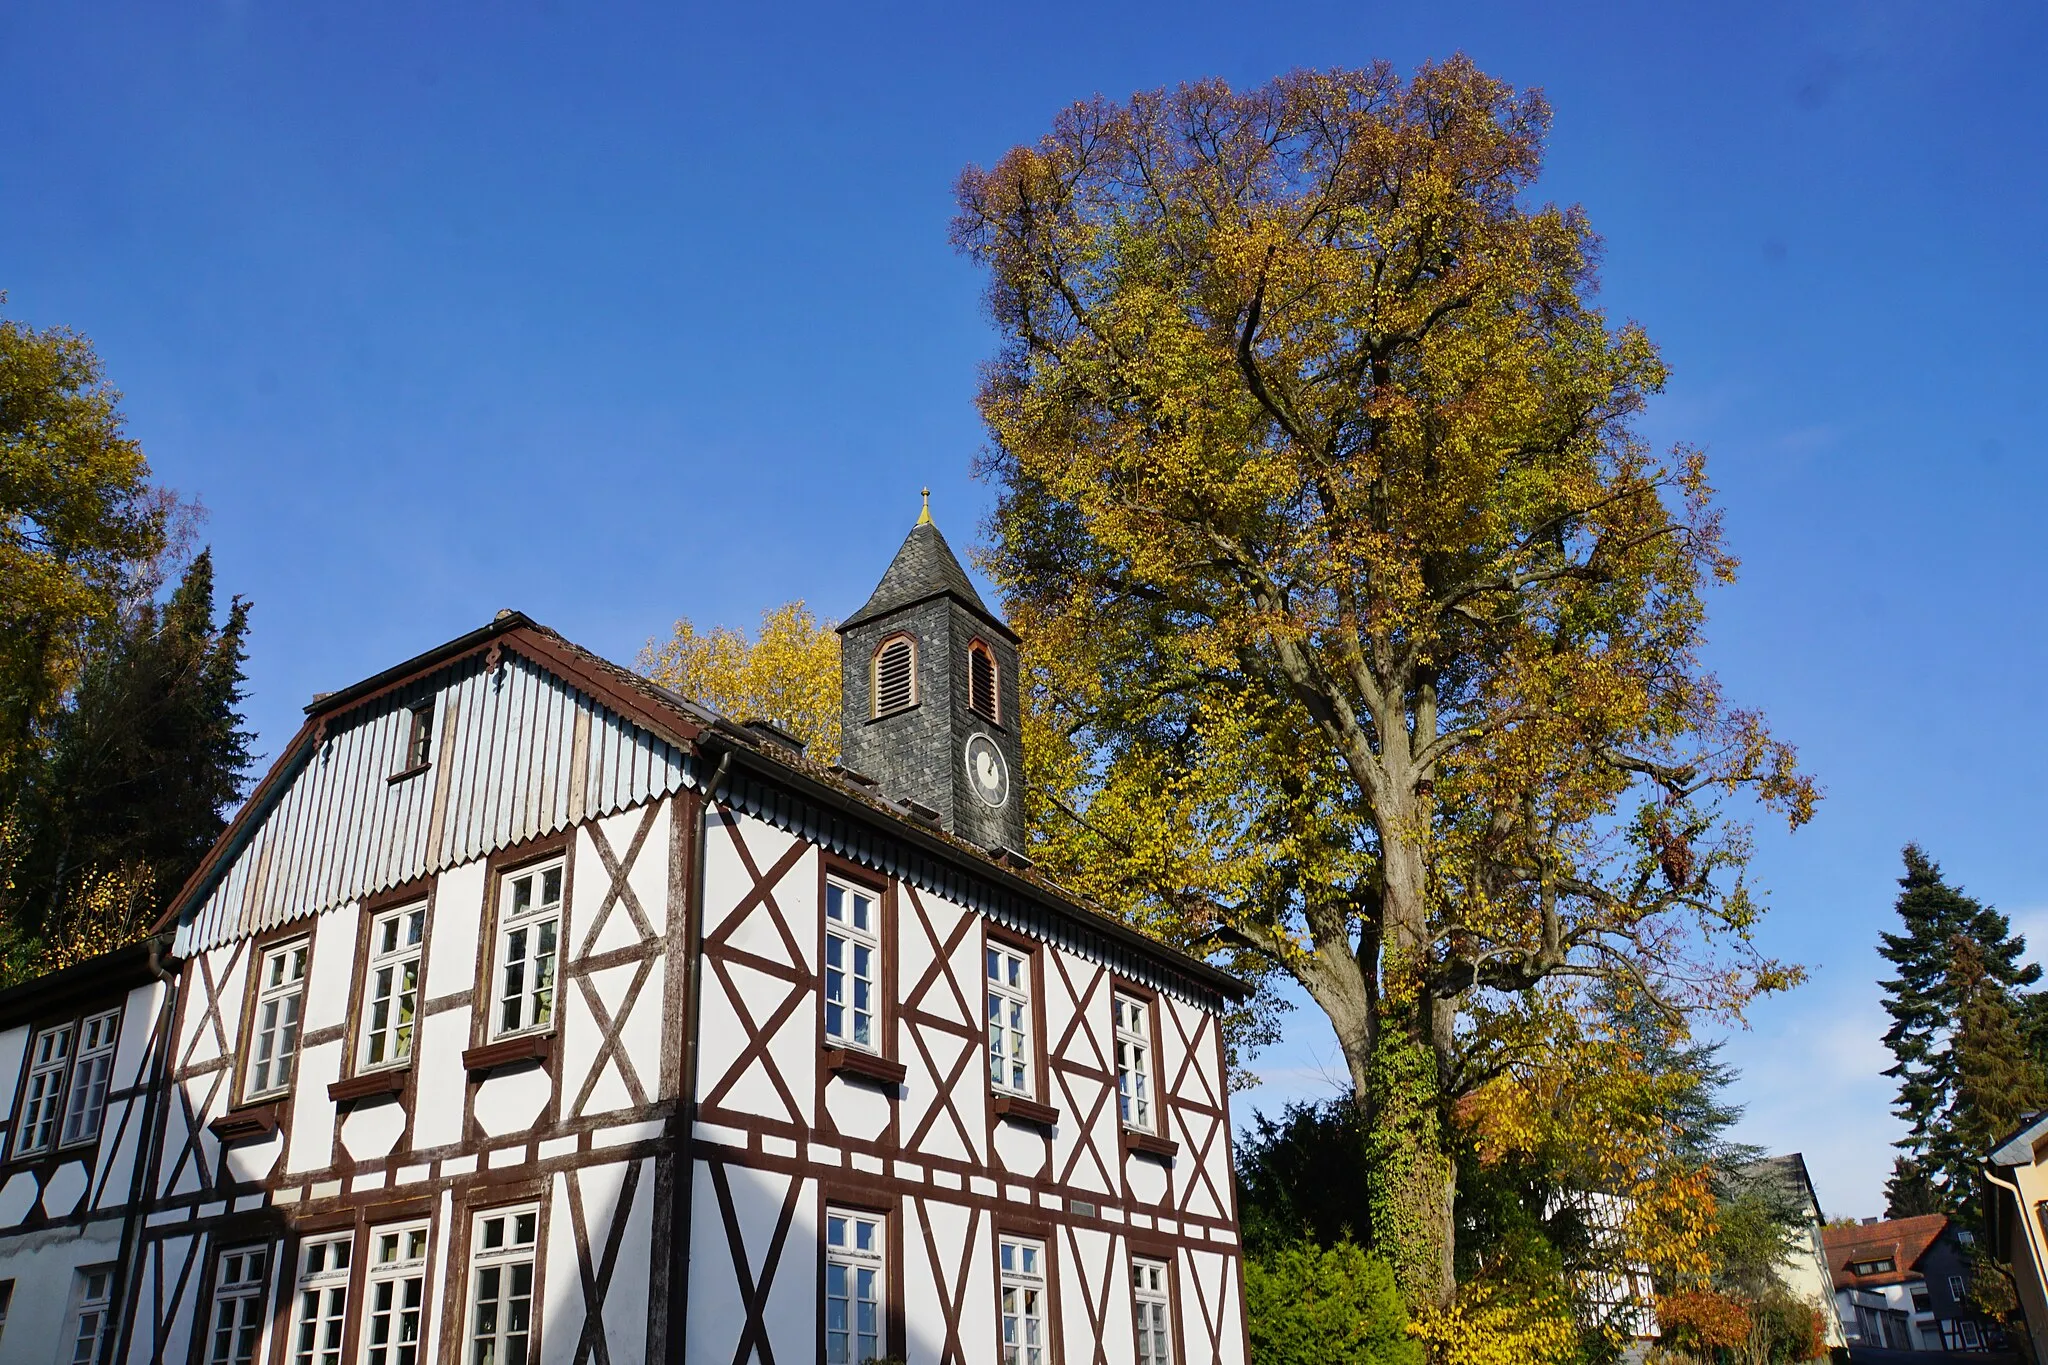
[837, 497, 1025, 852]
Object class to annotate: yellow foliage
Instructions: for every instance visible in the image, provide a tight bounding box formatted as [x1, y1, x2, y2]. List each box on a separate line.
[640, 602, 842, 764]
[955, 59, 1817, 1301]
[1408, 1283, 1584, 1365]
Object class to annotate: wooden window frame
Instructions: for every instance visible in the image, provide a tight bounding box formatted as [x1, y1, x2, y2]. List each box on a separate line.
[199, 1240, 275, 1365]
[480, 841, 571, 1046]
[64, 1263, 115, 1365]
[351, 883, 433, 1077]
[239, 924, 315, 1107]
[870, 633, 919, 718]
[287, 1229, 354, 1365]
[967, 638, 1001, 725]
[1111, 979, 1159, 1135]
[984, 924, 1058, 1131]
[10, 1017, 76, 1160]
[821, 1200, 891, 1365]
[995, 1222, 1060, 1365]
[59, 1008, 122, 1148]
[359, 1215, 434, 1365]
[819, 857, 895, 1066]
[332, 877, 437, 1106]
[456, 1198, 546, 1365]
[1129, 1246, 1182, 1365]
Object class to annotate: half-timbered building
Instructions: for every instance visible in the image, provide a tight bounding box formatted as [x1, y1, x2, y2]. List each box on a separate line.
[0, 938, 177, 1362]
[104, 509, 1248, 1364]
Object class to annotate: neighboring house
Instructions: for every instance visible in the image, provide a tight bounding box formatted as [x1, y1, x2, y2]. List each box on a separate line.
[0, 939, 177, 1363]
[1823, 1212, 1995, 1352]
[92, 508, 1248, 1364]
[1987, 1110, 2048, 1361]
[1737, 1153, 1846, 1350]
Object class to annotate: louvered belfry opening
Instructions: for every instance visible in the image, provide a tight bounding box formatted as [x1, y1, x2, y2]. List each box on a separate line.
[968, 641, 998, 723]
[873, 636, 916, 716]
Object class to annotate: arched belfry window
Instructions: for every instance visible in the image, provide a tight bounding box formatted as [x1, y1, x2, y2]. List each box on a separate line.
[968, 640, 999, 724]
[873, 635, 917, 717]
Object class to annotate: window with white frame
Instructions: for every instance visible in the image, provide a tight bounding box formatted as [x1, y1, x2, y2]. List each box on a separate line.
[1000, 1237, 1047, 1365]
[362, 1220, 430, 1365]
[468, 1204, 539, 1365]
[1113, 993, 1153, 1132]
[15, 1022, 73, 1155]
[1948, 1273, 1966, 1300]
[290, 1232, 352, 1365]
[361, 902, 426, 1069]
[1960, 1320, 1981, 1348]
[823, 878, 880, 1052]
[987, 942, 1032, 1096]
[207, 1245, 270, 1365]
[62, 1009, 121, 1146]
[825, 1207, 885, 1365]
[1133, 1257, 1173, 1365]
[66, 1265, 113, 1365]
[246, 937, 309, 1100]
[493, 860, 562, 1038]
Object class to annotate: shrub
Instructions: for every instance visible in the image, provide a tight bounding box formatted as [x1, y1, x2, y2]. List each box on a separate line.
[1245, 1241, 1420, 1365]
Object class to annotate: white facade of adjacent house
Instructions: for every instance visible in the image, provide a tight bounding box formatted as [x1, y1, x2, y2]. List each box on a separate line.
[71, 581, 1243, 1362]
[0, 944, 175, 1363]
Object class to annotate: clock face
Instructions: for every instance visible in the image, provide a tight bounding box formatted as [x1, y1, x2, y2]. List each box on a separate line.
[963, 733, 1010, 809]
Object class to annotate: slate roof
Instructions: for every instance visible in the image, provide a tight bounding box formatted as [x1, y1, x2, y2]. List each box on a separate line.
[1737, 1152, 1825, 1220]
[837, 518, 1017, 641]
[1821, 1213, 1950, 1290]
[1990, 1110, 2048, 1167]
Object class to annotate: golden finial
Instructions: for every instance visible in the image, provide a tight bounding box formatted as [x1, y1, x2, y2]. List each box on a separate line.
[917, 487, 932, 525]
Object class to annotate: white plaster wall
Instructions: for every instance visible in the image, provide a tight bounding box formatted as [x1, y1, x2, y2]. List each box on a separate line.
[428, 858, 488, 997]
[0, 1221, 123, 1365]
[410, 1007, 471, 1151]
[687, 1161, 819, 1364]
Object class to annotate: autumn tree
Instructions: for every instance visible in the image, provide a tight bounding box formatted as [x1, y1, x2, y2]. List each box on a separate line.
[1, 301, 176, 795]
[953, 59, 1814, 1310]
[1878, 846, 2042, 1220]
[640, 602, 842, 762]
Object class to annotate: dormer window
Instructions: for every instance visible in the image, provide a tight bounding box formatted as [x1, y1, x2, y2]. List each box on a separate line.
[872, 636, 916, 717]
[968, 640, 999, 723]
[404, 700, 434, 770]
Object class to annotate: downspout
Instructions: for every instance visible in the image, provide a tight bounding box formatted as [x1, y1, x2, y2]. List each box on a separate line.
[105, 938, 181, 1365]
[672, 746, 729, 1358]
[1987, 1163, 2048, 1362]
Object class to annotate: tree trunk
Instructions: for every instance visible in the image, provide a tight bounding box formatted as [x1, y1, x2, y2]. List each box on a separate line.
[1371, 801, 1458, 1312]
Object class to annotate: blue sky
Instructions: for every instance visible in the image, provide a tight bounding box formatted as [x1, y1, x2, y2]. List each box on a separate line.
[3, 1, 2042, 1218]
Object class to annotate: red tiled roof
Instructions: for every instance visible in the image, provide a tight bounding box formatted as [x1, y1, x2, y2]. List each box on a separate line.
[1821, 1213, 1950, 1289]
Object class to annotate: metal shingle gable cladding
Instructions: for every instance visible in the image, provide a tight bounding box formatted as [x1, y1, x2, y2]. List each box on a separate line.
[174, 652, 687, 954]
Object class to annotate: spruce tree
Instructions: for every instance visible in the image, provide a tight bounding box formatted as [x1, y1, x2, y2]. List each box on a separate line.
[1883, 1157, 1941, 1219]
[10, 550, 252, 939]
[1877, 846, 2042, 1218]
[1950, 936, 2048, 1185]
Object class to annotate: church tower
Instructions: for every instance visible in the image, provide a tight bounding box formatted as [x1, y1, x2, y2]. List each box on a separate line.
[837, 496, 1026, 854]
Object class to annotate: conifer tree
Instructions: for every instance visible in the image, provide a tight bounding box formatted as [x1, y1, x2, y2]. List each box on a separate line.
[4, 550, 252, 958]
[1883, 1157, 1941, 1219]
[1950, 937, 2048, 1189]
[1877, 846, 2042, 1218]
